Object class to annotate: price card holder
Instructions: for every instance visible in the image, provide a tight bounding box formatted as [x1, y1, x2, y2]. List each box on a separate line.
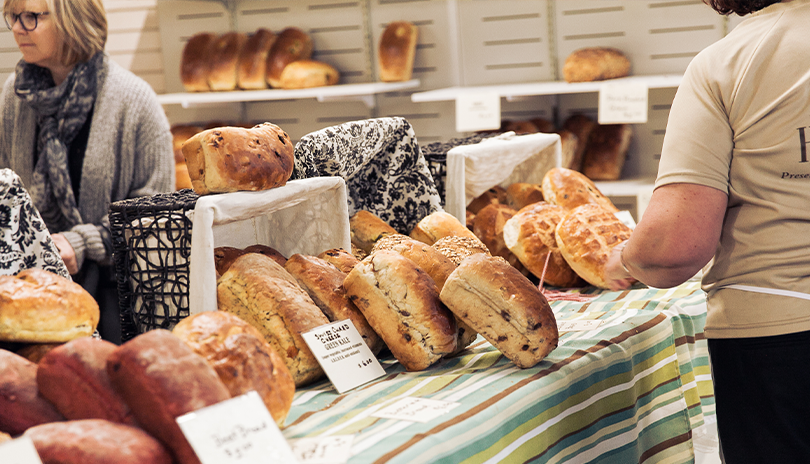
[0, 437, 44, 464]
[598, 81, 648, 124]
[290, 435, 354, 464]
[176, 390, 298, 464]
[557, 319, 605, 332]
[302, 320, 386, 394]
[455, 92, 501, 132]
[372, 397, 460, 423]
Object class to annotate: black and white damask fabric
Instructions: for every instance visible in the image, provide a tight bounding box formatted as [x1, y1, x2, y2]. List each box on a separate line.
[0, 169, 69, 278]
[293, 117, 442, 234]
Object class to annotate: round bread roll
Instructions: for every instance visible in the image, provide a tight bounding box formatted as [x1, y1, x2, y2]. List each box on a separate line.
[562, 47, 631, 83]
[172, 311, 295, 426]
[555, 203, 633, 289]
[379, 21, 418, 82]
[0, 269, 99, 343]
[581, 124, 633, 181]
[318, 248, 360, 274]
[208, 32, 248, 91]
[432, 235, 491, 265]
[472, 203, 517, 260]
[279, 60, 340, 89]
[350, 210, 398, 254]
[266, 27, 313, 88]
[0, 348, 65, 435]
[410, 211, 481, 246]
[237, 28, 276, 90]
[503, 202, 583, 288]
[180, 32, 216, 92]
[505, 182, 544, 211]
[541, 167, 618, 213]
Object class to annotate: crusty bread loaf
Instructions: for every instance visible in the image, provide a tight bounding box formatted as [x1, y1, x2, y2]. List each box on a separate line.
[541, 167, 618, 213]
[171, 125, 204, 163]
[344, 251, 457, 371]
[217, 253, 328, 386]
[557, 130, 581, 172]
[502, 119, 539, 135]
[350, 210, 398, 254]
[555, 203, 633, 289]
[531, 117, 556, 133]
[467, 185, 506, 214]
[180, 32, 216, 92]
[318, 248, 361, 274]
[0, 269, 99, 343]
[214, 246, 246, 276]
[465, 210, 475, 231]
[266, 27, 313, 88]
[284, 254, 384, 354]
[279, 60, 340, 89]
[440, 254, 558, 368]
[581, 124, 633, 181]
[15, 343, 62, 364]
[181, 122, 294, 195]
[208, 32, 248, 91]
[505, 183, 545, 211]
[410, 211, 481, 246]
[107, 329, 231, 464]
[562, 47, 631, 83]
[172, 311, 295, 426]
[472, 203, 518, 262]
[175, 163, 193, 190]
[0, 348, 65, 435]
[237, 28, 276, 90]
[379, 21, 418, 82]
[503, 202, 583, 288]
[431, 235, 491, 265]
[37, 337, 136, 425]
[244, 244, 287, 266]
[561, 114, 596, 172]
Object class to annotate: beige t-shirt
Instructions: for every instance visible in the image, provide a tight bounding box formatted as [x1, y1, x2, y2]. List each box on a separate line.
[656, 0, 810, 338]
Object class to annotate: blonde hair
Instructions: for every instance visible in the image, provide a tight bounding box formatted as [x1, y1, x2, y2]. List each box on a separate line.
[4, 0, 107, 66]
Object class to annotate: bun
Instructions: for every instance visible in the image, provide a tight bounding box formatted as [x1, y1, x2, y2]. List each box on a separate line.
[279, 60, 340, 89]
[0, 269, 98, 343]
[350, 210, 398, 254]
[208, 32, 248, 91]
[266, 27, 313, 88]
[505, 183, 544, 211]
[217, 253, 328, 386]
[317, 248, 360, 274]
[555, 203, 633, 288]
[541, 167, 618, 212]
[0, 348, 64, 435]
[172, 311, 295, 426]
[180, 32, 216, 92]
[181, 122, 294, 195]
[562, 47, 630, 83]
[440, 254, 558, 368]
[581, 124, 633, 181]
[379, 21, 418, 82]
[431, 235, 491, 265]
[237, 28, 276, 90]
[409, 211, 481, 246]
[344, 250, 457, 371]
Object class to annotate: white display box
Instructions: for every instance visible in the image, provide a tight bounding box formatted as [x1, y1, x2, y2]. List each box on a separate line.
[188, 177, 351, 314]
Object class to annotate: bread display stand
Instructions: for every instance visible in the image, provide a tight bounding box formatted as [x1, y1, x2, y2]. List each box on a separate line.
[444, 132, 562, 222]
[188, 177, 350, 314]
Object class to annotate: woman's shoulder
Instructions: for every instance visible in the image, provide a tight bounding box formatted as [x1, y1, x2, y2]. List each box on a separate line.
[99, 55, 160, 102]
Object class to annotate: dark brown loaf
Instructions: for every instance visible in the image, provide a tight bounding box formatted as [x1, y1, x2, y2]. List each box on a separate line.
[318, 248, 361, 274]
[180, 32, 216, 92]
[107, 329, 230, 464]
[0, 348, 65, 435]
[279, 60, 340, 89]
[557, 130, 581, 171]
[562, 47, 631, 83]
[440, 254, 559, 368]
[344, 250, 457, 371]
[37, 337, 135, 425]
[208, 32, 248, 91]
[266, 27, 313, 88]
[181, 122, 294, 195]
[379, 21, 418, 82]
[350, 210, 398, 254]
[541, 167, 618, 213]
[172, 311, 296, 427]
[581, 124, 633, 181]
[237, 28, 276, 90]
[24, 419, 173, 464]
[562, 114, 597, 172]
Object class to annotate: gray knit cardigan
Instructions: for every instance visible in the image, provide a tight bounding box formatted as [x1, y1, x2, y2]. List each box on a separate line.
[0, 54, 175, 269]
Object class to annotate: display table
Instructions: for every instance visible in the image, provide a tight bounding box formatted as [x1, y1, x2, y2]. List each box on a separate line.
[282, 279, 713, 464]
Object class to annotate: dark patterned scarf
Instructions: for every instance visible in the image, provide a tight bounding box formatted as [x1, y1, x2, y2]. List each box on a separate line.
[14, 52, 103, 232]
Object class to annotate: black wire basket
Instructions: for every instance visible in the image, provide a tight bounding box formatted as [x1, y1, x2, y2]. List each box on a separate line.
[109, 189, 199, 342]
[421, 132, 500, 206]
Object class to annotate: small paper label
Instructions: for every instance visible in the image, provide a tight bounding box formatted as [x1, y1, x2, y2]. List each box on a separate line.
[614, 210, 637, 229]
[302, 320, 386, 394]
[0, 437, 44, 464]
[598, 81, 648, 124]
[558, 320, 604, 332]
[372, 397, 460, 423]
[455, 92, 501, 132]
[290, 435, 354, 464]
[176, 391, 298, 464]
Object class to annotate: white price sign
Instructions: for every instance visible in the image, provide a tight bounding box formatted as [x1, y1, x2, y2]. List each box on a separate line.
[0, 437, 43, 464]
[372, 397, 460, 423]
[290, 435, 354, 464]
[557, 319, 604, 332]
[455, 92, 501, 132]
[598, 81, 648, 124]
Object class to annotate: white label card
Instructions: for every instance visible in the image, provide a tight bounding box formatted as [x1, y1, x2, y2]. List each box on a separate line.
[290, 435, 354, 464]
[614, 210, 637, 229]
[598, 81, 648, 124]
[176, 391, 298, 464]
[372, 397, 460, 423]
[558, 320, 605, 332]
[0, 437, 43, 464]
[302, 319, 386, 394]
[455, 92, 501, 132]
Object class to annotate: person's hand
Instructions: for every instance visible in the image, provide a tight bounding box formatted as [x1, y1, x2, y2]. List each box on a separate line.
[51, 233, 79, 275]
[605, 241, 636, 291]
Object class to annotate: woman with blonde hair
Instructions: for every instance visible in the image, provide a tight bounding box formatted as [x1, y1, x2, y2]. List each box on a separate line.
[0, 0, 174, 343]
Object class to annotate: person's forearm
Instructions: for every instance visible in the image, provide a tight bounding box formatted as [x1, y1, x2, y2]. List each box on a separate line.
[620, 239, 707, 288]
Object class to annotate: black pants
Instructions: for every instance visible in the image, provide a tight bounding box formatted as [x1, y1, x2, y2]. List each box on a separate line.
[73, 261, 121, 345]
[708, 330, 810, 464]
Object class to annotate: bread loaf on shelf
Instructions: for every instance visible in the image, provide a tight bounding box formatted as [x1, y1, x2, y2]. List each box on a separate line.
[541, 167, 618, 213]
[562, 47, 631, 83]
[266, 27, 313, 88]
[0, 348, 65, 436]
[379, 21, 418, 82]
[237, 28, 276, 90]
[350, 210, 398, 254]
[208, 32, 248, 91]
[561, 114, 597, 172]
[180, 32, 216, 92]
[581, 124, 633, 181]
[279, 60, 340, 89]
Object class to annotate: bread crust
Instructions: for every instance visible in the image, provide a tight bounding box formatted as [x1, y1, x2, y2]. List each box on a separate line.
[581, 124, 633, 181]
[266, 27, 313, 88]
[379, 21, 418, 82]
[561, 114, 596, 172]
[505, 183, 545, 211]
[350, 210, 398, 254]
[208, 32, 248, 91]
[410, 211, 481, 246]
[541, 167, 618, 212]
[237, 28, 276, 90]
[562, 47, 630, 83]
[0, 348, 65, 435]
[431, 235, 490, 265]
[318, 248, 361, 274]
[180, 32, 216, 92]
[279, 60, 340, 89]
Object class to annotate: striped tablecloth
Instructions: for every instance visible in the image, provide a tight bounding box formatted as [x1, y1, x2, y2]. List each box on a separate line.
[282, 280, 713, 464]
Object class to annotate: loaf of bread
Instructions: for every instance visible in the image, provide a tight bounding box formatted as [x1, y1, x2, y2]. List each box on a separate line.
[180, 32, 216, 92]
[0, 348, 65, 435]
[344, 250, 457, 371]
[37, 337, 135, 425]
[379, 21, 418, 82]
[15, 343, 62, 363]
[472, 203, 521, 266]
[107, 329, 231, 464]
[237, 28, 276, 90]
[208, 32, 248, 91]
[561, 114, 596, 172]
[431, 235, 491, 265]
[563, 47, 631, 83]
[171, 125, 203, 163]
[350, 210, 398, 254]
[279, 60, 340, 89]
[557, 130, 581, 172]
[214, 244, 287, 276]
[217, 253, 328, 386]
[505, 182, 544, 211]
[172, 311, 295, 426]
[410, 211, 481, 246]
[467, 185, 506, 214]
[581, 124, 633, 181]
[541, 167, 618, 212]
[284, 254, 384, 354]
[24, 419, 173, 464]
[317, 248, 360, 274]
[0, 269, 99, 343]
[266, 27, 313, 88]
[440, 254, 558, 368]
[503, 202, 583, 288]
[181, 122, 294, 195]
[244, 244, 287, 266]
[555, 203, 633, 289]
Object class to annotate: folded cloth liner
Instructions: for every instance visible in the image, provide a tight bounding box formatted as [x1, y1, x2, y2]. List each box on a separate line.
[293, 117, 442, 234]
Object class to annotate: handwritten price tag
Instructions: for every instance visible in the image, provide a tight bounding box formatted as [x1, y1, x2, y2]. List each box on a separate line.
[289, 435, 354, 464]
[455, 92, 501, 132]
[372, 397, 460, 423]
[557, 320, 604, 332]
[598, 81, 648, 124]
[0, 437, 43, 464]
